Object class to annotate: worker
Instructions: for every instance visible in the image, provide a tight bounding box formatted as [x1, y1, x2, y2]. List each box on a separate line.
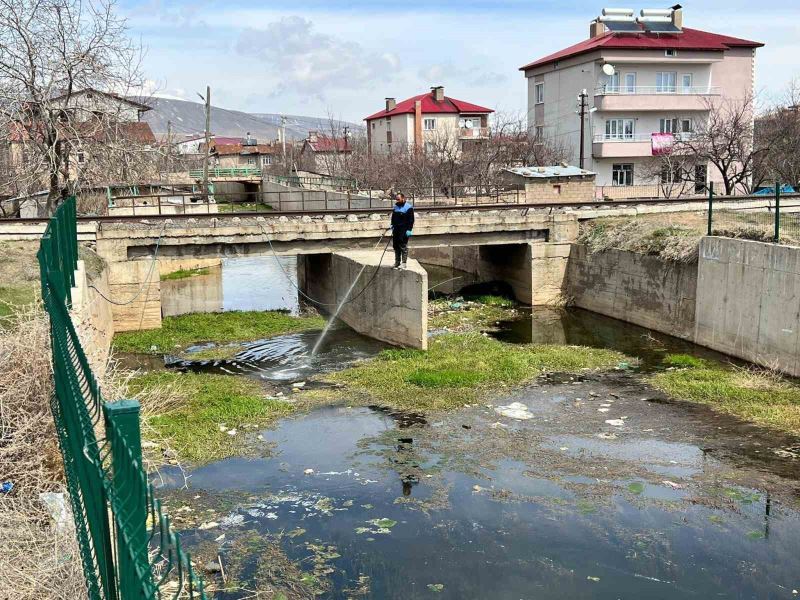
[390, 193, 414, 269]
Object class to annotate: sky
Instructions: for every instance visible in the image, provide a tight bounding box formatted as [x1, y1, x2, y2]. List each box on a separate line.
[120, 0, 800, 124]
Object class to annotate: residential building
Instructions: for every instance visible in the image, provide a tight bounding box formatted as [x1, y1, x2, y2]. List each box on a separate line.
[210, 136, 279, 169]
[364, 86, 493, 155]
[520, 6, 763, 192]
[298, 131, 352, 176]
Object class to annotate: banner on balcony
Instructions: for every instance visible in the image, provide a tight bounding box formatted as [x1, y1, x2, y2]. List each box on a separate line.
[651, 133, 674, 156]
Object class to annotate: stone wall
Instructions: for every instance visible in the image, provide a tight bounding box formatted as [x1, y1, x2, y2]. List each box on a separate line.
[567, 244, 698, 340]
[695, 237, 800, 376]
[298, 251, 428, 349]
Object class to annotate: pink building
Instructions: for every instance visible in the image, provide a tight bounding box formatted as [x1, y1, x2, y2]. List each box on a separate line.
[520, 6, 763, 191]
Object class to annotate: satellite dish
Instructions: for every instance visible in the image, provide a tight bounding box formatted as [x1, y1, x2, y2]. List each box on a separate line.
[602, 63, 616, 76]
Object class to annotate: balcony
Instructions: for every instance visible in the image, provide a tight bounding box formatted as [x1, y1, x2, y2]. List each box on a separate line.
[459, 127, 489, 139]
[592, 132, 694, 158]
[594, 86, 720, 112]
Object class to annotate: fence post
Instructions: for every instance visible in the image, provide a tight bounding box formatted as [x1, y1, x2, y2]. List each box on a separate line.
[774, 180, 781, 242]
[104, 399, 152, 599]
[707, 181, 714, 236]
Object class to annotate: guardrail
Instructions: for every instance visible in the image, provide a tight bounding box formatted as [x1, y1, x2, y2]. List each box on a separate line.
[187, 167, 262, 178]
[38, 196, 207, 599]
[595, 86, 720, 95]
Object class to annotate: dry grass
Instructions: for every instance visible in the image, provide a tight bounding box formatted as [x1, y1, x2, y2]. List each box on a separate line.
[578, 217, 703, 262]
[0, 304, 86, 599]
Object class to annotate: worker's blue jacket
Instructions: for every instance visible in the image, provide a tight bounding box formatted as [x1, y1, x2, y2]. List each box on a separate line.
[391, 202, 414, 235]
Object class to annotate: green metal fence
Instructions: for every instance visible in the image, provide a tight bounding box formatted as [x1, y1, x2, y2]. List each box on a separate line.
[188, 167, 262, 179]
[707, 183, 800, 243]
[38, 196, 207, 599]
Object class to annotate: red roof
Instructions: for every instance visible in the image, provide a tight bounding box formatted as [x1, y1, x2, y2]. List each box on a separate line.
[305, 135, 351, 153]
[520, 27, 763, 71]
[365, 91, 493, 121]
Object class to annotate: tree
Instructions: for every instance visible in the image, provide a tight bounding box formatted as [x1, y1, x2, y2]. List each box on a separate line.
[755, 79, 800, 189]
[675, 96, 763, 195]
[0, 0, 144, 214]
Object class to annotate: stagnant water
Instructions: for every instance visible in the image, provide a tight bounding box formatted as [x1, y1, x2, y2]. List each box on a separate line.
[150, 259, 800, 598]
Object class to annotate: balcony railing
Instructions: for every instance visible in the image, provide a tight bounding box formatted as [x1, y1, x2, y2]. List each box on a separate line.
[595, 86, 720, 96]
[593, 132, 695, 142]
[460, 127, 489, 139]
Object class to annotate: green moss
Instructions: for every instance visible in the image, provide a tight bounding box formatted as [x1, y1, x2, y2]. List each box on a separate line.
[322, 333, 629, 411]
[160, 267, 211, 281]
[112, 310, 326, 355]
[662, 353, 708, 369]
[131, 371, 293, 463]
[651, 361, 800, 435]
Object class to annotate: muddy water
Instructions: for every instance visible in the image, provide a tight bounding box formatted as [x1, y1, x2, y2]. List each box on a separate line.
[153, 263, 800, 598]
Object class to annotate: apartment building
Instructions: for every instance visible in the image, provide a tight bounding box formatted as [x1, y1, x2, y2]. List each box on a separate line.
[520, 6, 762, 191]
[210, 135, 279, 169]
[365, 86, 493, 155]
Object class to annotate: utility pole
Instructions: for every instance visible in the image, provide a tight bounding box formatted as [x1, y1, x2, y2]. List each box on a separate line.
[166, 120, 172, 182]
[280, 115, 287, 167]
[202, 85, 211, 199]
[577, 89, 588, 170]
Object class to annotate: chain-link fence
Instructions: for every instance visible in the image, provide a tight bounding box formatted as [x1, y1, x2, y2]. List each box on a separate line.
[707, 184, 800, 245]
[38, 196, 207, 599]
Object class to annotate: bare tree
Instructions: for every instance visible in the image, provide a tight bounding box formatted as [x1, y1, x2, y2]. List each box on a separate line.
[756, 79, 800, 189]
[675, 96, 763, 195]
[0, 0, 145, 215]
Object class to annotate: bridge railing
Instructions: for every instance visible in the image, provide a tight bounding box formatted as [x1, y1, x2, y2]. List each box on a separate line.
[38, 196, 207, 599]
[188, 167, 262, 179]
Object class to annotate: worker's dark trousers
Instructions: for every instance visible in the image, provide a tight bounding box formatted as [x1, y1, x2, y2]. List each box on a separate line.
[393, 232, 409, 266]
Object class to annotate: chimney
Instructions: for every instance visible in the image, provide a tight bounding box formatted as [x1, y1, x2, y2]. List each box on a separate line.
[671, 4, 683, 29]
[385, 97, 396, 112]
[308, 130, 318, 143]
[431, 86, 444, 102]
[589, 19, 606, 38]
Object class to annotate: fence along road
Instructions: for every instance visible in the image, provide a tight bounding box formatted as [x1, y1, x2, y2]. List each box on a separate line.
[38, 196, 207, 599]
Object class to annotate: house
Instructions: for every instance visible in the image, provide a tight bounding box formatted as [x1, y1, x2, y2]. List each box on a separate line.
[210, 135, 279, 169]
[48, 89, 151, 123]
[298, 131, 352, 176]
[364, 86, 493, 155]
[499, 165, 596, 204]
[520, 6, 763, 192]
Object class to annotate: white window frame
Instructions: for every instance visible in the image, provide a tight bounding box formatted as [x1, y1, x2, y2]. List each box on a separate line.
[423, 118, 436, 131]
[76, 151, 85, 164]
[459, 117, 476, 129]
[605, 118, 635, 140]
[535, 82, 544, 104]
[656, 72, 677, 93]
[624, 72, 636, 94]
[612, 163, 634, 186]
[534, 125, 544, 140]
[681, 73, 693, 94]
[607, 72, 620, 93]
[261, 155, 272, 166]
[424, 141, 434, 154]
[246, 156, 256, 166]
[665, 49, 677, 57]
[659, 118, 678, 134]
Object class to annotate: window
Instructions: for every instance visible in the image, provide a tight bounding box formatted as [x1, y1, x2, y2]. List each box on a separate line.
[246, 157, 256, 166]
[656, 72, 677, 93]
[385, 118, 391, 131]
[681, 73, 693, 94]
[261, 155, 272, 166]
[612, 163, 634, 186]
[535, 82, 544, 104]
[624, 72, 636, 94]
[659, 118, 678, 134]
[660, 165, 681, 184]
[607, 72, 620, 93]
[76, 151, 85, 164]
[665, 49, 677, 57]
[425, 142, 434, 154]
[605, 118, 635, 140]
[386, 131, 392, 143]
[423, 118, 436, 131]
[459, 117, 476, 129]
[694, 164, 707, 193]
[535, 125, 544, 140]
[372, 122, 376, 130]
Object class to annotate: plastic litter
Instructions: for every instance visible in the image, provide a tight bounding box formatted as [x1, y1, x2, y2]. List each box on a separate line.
[1, 481, 13, 494]
[495, 402, 533, 420]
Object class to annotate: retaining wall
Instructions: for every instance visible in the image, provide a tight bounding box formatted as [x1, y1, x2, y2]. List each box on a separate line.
[695, 237, 800, 376]
[298, 250, 428, 349]
[70, 258, 115, 377]
[567, 244, 698, 340]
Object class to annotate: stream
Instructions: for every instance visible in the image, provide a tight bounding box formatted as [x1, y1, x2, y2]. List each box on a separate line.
[148, 257, 800, 599]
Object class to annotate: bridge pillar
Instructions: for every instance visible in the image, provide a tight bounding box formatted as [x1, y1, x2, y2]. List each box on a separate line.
[298, 251, 428, 349]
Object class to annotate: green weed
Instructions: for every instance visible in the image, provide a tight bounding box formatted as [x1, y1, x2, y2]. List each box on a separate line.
[160, 267, 210, 281]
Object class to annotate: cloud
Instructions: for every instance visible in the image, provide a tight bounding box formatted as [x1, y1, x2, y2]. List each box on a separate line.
[417, 62, 508, 89]
[235, 16, 399, 99]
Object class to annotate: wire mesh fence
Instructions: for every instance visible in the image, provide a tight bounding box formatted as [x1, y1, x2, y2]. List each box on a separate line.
[707, 185, 800, 245]
[38, 196, 207, 599]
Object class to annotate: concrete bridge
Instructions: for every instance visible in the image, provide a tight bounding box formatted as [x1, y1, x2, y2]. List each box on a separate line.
[92, 209, 578, 346]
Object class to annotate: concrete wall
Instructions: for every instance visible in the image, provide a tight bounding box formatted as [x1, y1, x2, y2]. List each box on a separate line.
[567, 244, 698, 340]
[298, 250, 428, 349]
[70, 259, 115, 377]
[695, 237, 800, 376]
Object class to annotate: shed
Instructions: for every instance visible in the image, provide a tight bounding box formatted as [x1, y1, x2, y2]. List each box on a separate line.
[499, 165, 595, 204]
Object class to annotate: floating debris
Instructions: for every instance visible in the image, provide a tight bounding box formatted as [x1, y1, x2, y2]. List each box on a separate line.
[495, 402, 533, 420]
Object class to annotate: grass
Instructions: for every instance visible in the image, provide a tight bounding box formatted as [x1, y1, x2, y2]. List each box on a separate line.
[318, 333, 629, 411]
[129, 371, 294, 463]
[662, 353, 708, 368]
[160, 267, 211, 281]
[112, 310, 326, 356]
[429, 295, 518, 332]
[217, 202, 274, 213]
[651, 355, 800, 435]
[0, 285, 38, 320]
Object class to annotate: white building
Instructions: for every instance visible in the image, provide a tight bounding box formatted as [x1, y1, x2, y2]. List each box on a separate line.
[520, 6, 762, 192]
[364, 86, 493, 155]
